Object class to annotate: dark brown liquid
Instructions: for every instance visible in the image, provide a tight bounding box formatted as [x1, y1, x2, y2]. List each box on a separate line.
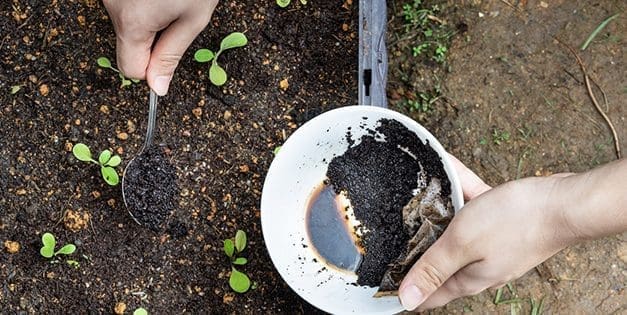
[306, 181, 362, 272]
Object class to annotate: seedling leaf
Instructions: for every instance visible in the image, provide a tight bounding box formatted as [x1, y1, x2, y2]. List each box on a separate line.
[121, 78, 132, 88]
[106, 155, 121, 167]
[11, 85, 21, 94]
[277, 0, 291, 8]
[229, 267, 251, 293]
[273, 146, 281, 155]
[235, 230, 247, 252]
[40, 233, 56, 258]
[99, 150, 112, 165]
[131, 79, 140, 83]
[209, 64, 228, 86]
[134, 308, 148, 315]
[97, 57, 112, 68]
[224, 239, 235, 257]
[56, 244, 76, 255]
[220, 32, 248, 51]
[233, 257, 247, 265]
[194, 49, 215, 63]
[101, 166, 119, 186]
[72, 143, 92, 162]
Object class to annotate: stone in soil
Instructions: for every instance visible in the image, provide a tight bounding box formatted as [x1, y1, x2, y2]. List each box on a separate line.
[123, 146, 178, 231]
[326, 118, 451, 287]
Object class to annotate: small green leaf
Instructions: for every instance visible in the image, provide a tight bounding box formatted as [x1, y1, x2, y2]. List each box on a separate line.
[209, 63, 228, 86]
[299, 0, 307, 4]
[10, 85, 21, 95]
[106, 155, 121, 167]
[72, 143, 92, 162]
[133, 308, 148, 315]
[277, 0, 291, 8]
[56, 244, 76, 255]
[220, 32, 248, 51]
[273, 146, 281, 155]
[194, 49, 215, 63]
[66, 260, 80, 268]
[224, 239, 234, 257]
[101, 166, 119, 186]
[97, 57, 112, 68]
[131, 79, 140, 83]
[233, 257, 248, 265]
[229, 267, 251, 293]
[235, 230, 247, 252]
[40, 233, 56, 258]
[98, 150, 112, 165]
[121, 79, 132, 88]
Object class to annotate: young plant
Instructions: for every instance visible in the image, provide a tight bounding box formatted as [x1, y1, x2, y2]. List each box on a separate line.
[223, 230, 251, 293]
[402, 0, 452, 63]
[96, 57, 140, 88]
[72, 143, 122, 186]
[276, 0, 308, 8]
[40, 232, 76, 259]
[133, 308, 148, 315]
[194, 32, 248, 86]
[492, 129, 511, 145]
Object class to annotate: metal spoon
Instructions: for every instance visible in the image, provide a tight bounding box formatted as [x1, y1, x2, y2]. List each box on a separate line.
[122, 89, 158, 224]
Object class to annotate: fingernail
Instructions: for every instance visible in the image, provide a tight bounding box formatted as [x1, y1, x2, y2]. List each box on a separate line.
[153, 75, 170, 96]
[399, 285, 424, 311]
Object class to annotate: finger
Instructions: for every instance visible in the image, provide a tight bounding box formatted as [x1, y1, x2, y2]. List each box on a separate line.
[116, 31, 154, 79]
[398, 233, 476, 311]
[416, 266, 491, 311]
[550, 172, 575, 178]
[146, 13, 211, 96]
[448, 154, 492, 200]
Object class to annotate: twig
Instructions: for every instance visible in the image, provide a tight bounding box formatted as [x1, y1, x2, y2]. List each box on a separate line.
[553, 36, 621, 159]
[581, 13, 620, 51]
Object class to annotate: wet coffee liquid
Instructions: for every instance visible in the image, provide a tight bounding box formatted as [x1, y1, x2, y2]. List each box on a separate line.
[306, 181, 362, 272]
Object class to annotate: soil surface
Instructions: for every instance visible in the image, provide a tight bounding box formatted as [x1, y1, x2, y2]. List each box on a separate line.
[1, 0, 625, 314]
[327, 118, 451, 287]
[124, 146, 178, 231]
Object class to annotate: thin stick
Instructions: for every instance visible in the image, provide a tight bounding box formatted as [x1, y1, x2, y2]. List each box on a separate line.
[554, 36, 621, 159]
[581, 13, 620, 51]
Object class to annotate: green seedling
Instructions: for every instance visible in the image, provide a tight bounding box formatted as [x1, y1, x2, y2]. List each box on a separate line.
[492, 129, 510, 145]
[96, 57, 140, 88]
[223, 230, 251, 293]
[66, 260, 80, 269]
[194, 32, 248, 86]
[402, 0, 453, 63]
[40, 232, 76, 259]
[72, 143, 122, 186]
[10, 85, 21, 95]
[277, 0, 307, 8]
[273, 146, 282, 155]
[134, 308, 148, 315]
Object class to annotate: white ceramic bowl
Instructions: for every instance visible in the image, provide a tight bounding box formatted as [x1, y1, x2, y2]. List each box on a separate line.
[261, 106, 464, 314]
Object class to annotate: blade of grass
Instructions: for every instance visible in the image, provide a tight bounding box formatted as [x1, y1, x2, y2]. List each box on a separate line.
[581, 13, 620, 51]
[494, 287, 504, 304]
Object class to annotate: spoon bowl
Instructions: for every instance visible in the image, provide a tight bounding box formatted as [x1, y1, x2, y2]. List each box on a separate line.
[122, 89, 158, 225]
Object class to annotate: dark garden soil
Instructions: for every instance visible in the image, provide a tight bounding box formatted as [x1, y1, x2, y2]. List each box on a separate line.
[326, 118, 451, 287]
[124, 146, 178, 232]
[1, 0, 626, 314]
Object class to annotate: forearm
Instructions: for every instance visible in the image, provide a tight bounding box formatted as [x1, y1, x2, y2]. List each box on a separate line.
[555, 159, 627, 241]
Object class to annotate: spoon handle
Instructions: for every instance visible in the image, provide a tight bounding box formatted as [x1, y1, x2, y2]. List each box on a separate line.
[144, 89, 158, 149]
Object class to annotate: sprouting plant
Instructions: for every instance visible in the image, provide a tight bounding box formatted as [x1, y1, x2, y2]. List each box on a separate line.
[492, 129, 511, 145]
[277, 0, 308, 8]
[401, 0, 453, 63]
[224, 230, 251, 293]
[72, 143, 122, 186]
[10, 85, 21, 95]
[40, 232, 76, 259]
[273, 146, 282, 155]
[194, 32, 248, 86]
[96, 57, 140, 88]
[133, 308, 148, 315]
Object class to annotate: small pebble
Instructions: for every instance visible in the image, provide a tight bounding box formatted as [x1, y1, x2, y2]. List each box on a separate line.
[4, 240, 20, 254]
[114, 302, 126, 315]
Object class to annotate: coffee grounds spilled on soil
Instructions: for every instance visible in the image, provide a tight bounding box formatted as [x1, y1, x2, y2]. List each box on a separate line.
[124, 146, 178, 231]
[326, 118, 451, 286]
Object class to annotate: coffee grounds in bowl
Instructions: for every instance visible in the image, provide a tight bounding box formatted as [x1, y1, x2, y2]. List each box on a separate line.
[326, 118, 452, 289]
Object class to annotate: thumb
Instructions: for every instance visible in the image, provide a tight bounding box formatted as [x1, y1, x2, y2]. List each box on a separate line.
[398, 234, 472, 311]
[448, 153, 491, 200]
[146, 17, 208, 96]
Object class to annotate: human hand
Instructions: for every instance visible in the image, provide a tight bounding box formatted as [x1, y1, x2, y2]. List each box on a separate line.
[399, 157, 579, 311]
[103, 0, 219, 95]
